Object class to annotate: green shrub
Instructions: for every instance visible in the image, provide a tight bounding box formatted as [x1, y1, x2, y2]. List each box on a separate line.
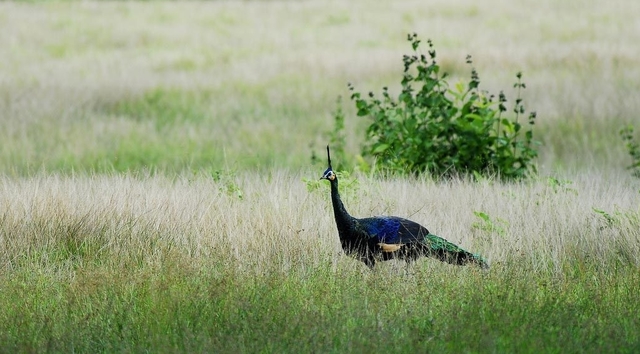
[347, 33, 539, 180]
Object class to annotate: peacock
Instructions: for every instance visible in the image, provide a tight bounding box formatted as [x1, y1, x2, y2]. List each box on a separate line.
[320, 146, 488, 269]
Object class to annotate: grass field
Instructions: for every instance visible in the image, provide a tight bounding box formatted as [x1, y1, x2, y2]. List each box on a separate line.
[2, 0, 640, 173]
[1, 0, 640, 352]
[1, 173, 639, 352]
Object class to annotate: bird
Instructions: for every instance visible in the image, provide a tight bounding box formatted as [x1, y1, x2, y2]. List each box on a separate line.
[320, 145, 488, 269]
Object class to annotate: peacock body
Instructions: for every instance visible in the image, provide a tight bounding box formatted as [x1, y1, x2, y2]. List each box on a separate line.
[321, 146, 488, 269]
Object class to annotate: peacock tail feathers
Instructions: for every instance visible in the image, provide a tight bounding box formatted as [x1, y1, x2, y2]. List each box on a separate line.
[423, 234, 489, 269]
[423, 233, 466, 253]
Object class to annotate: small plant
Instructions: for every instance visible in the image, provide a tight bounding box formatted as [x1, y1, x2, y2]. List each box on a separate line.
[546, 177, 578, 195]
[472, 211, 508, 238]
[592, 206, 640, 229]
[312, 97, 350, 169]
[592, 208, 618, 229]
[210, 169, 244, 199]
[304, 171, 359, 199]
[327, 96, 348, 170]
[619, 125, 640, 178]
[347, 33, 539, 180]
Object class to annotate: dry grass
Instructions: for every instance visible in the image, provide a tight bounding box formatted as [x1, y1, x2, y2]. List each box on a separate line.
[2, 170, 638, 275]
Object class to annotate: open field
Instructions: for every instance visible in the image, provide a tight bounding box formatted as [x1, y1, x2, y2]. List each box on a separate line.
[1, 172, 639, 352]
[1, 0, 640, 173]
[1, 0, 640, 352]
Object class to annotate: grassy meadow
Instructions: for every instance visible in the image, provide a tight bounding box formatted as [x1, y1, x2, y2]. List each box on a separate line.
[1, 0, 640, 352]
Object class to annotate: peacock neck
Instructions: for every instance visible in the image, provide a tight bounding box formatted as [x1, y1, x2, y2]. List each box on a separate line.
[330, 178, 354, 235]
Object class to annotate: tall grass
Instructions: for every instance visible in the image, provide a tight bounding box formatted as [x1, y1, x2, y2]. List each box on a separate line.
[0, 172, 639, 352]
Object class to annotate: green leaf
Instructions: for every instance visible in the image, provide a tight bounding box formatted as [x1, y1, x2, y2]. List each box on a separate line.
[525, 130, 533, 141]
[357, 108, 369, 116]
[372, 144, 390, 154]
[473, 211, 490, 223]
[355, 99, 367, 110]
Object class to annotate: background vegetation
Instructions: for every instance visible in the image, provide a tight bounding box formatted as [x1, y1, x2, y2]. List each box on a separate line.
[1, 1, 639, 352]
[2, 0, 639, 174]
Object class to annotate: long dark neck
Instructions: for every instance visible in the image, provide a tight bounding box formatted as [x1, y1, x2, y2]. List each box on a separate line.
[330, 178, 354, 236]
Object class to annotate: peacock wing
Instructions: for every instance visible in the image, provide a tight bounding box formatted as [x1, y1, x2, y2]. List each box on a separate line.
[356, 216, 428, 244]
[389, 217, 468, 254]
[356, 217, 489, 267]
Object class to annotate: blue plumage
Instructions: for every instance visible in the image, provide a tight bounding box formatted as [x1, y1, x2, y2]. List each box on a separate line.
[321, 146, 488, 269]
[358, 217, 402, 244]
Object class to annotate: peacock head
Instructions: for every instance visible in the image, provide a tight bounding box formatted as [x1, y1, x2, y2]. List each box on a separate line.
[320, 145, 337, 181]
[321, 168, 336, 181]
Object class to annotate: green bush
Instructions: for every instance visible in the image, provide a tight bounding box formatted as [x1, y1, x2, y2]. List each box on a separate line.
[347, 33, 539, 180]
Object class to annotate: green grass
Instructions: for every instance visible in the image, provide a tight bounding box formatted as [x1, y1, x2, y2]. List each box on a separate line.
[1, 173, 639, 352]
[2, 261, 639, 353]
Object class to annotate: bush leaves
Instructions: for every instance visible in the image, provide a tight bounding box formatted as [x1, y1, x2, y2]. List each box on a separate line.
[345, 33, 539, 180]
